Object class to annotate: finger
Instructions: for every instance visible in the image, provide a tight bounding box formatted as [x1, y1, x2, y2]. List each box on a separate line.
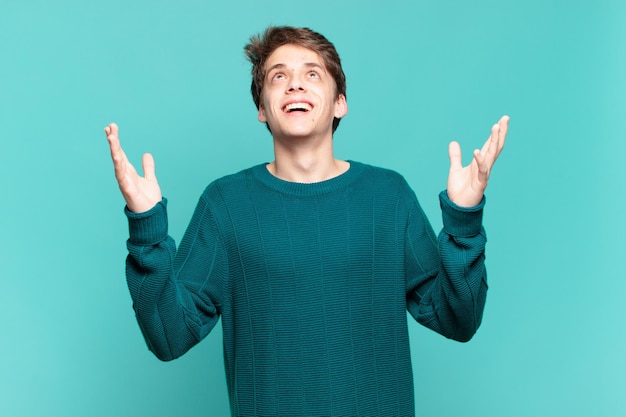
[481, 122, 500, 152]
[104, 122, 119, 139]
[478, 123, 502, 170]
[112, 147, 132, 183]
[105, 125, 133, 180]
[496, 115, 510, 151]
[485, 115, 510, 163]
[498, 115, 510, 130]
[107, 127, 126, 165]
[488, 123, 501, 155]
[142, 153, 157, 181]
[473, 148, 489, 177]
[105, 123, 120, 151]
[448, 141, 463, 171]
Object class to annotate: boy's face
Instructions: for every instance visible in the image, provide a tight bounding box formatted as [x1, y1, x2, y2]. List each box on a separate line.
[258, 44, 347, 140]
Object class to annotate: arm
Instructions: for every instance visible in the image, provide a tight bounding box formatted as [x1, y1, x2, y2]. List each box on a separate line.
[406, 116, 509, 341]
[104, 123, 225, 360]
[405, 193, 487, 342]
[125, 196, 226, 360]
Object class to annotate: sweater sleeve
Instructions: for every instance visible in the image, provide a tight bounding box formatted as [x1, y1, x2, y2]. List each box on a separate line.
[405, 190, 487, 342]
[124, 195, 228, 361]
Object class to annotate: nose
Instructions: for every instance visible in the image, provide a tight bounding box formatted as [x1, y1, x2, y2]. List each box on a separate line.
[287, 77, 306, 93]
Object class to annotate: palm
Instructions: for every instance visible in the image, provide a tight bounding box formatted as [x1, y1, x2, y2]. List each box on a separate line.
[446, 116, 509, 207]
[104, 123, 162, 213]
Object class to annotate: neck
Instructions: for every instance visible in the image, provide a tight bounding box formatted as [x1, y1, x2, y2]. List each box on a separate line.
[268, 133, 349, 183]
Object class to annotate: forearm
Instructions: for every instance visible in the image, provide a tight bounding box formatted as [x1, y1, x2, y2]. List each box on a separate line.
[125, 198, 220, 360]
[407, 191, 488, 342]
[431, 228, 487, 341]
[126, 242, 207, 360]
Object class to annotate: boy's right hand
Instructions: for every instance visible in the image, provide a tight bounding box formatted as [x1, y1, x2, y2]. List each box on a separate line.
[104, 123, 162, 213]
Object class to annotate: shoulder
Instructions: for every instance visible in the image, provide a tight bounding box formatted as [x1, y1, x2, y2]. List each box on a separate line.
[191, 165, 267, 212]
[348, 161, 419, 217]
[349, 161, 412, 192]
[201, 164, 264, 195]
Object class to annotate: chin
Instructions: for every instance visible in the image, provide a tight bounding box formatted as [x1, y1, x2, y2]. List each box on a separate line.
[274, 125, 316, 139]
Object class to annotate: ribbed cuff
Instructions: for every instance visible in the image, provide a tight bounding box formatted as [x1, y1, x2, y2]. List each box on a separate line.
[439, 191, 485, 237]
[125, 198, 169, 245]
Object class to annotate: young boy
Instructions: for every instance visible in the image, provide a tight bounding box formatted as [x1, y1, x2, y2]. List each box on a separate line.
[105, 26, 508, 416]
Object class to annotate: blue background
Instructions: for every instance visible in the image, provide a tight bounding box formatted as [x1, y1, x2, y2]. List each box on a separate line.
[1, 1, 624, 415]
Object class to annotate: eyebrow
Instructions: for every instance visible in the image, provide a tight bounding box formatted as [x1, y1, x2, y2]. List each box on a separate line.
[266, 62, 325, 76]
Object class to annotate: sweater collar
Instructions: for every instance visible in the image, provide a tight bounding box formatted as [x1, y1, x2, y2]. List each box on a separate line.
[251, 161, 364, 197]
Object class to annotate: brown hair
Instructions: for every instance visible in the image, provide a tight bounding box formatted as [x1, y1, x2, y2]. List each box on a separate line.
[244, 26, 347, 133]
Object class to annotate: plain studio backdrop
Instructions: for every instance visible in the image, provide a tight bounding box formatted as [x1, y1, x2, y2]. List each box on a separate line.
[1, 1, 624, 416]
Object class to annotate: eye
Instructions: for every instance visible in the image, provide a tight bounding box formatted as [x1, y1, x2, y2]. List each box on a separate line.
[307, 71, 320, 79]
[271, 72, 286, 81]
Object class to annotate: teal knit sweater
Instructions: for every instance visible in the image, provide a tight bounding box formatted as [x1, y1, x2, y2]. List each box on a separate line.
[125, 161, 487, 416]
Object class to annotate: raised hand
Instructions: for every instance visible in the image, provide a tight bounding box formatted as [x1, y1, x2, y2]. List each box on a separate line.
[446, 115, 509, 207]
[104, 123, 162, 213]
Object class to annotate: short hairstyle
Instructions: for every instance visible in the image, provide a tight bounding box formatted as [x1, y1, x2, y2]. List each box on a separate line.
[244, 26, 347, 133]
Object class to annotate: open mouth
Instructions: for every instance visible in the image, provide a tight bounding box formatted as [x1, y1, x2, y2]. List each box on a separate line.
[283, 102, 313, 113]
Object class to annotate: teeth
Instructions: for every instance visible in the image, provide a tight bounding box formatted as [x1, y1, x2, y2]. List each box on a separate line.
[284, 102, 312, 112]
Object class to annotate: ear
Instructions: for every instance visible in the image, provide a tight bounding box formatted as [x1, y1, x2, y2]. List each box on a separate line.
[334, 94, 348, 119]
[258, 104, 267, 123]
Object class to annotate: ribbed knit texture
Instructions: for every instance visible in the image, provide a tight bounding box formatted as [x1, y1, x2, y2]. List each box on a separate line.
[125, 161, 488, 416]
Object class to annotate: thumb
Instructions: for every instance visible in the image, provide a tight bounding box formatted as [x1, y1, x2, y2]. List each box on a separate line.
[448, 141, 463, 171]
[142, 153, 157, 180]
